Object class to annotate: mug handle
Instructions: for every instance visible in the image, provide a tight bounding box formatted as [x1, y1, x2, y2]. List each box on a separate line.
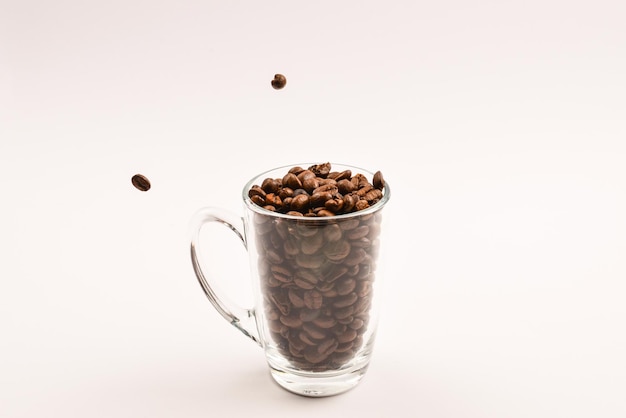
[189, 207, 262, 346]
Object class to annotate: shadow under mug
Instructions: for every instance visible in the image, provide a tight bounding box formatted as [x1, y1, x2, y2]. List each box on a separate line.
[189, 163, 390, 397]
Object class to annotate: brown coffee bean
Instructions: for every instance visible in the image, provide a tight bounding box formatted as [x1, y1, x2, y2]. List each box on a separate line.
[299, 332, 317, 346]
[302, 176, 320, 193]
[330, 169, 352, 181]
[302, 323, 327, 340]
[355, 199, 370, 211]
[373, 170, 384, 189]
[349, 318, 365, 330]
[288, 290, 305, 308]
[271, 265, 293, 283]
[336, 329, 357, 344]
[261, 178, 281, 193]
[248, 185, 266, 199]
[333, 305, 355, 320]
[335, 341, 355, 352]
[289, 343, 304, 358]
[295, 253, 325, 269]
[268, 319, 283, 333]
[282, 173, 302, 190]
[318, 338, 339, 356]
[293, 278, 316, 290]
[341, 194, 356, 212]
[309, 191, 333, 208]
[333, 292, 358, 308]
[299, 308, 321, 322]
[322, 239, 351, 261]
[343, 247, 367, 266]
[346, 225, 370, 240]
[290, 194, 310, 212]
[269, 293, 290, 316]
[312, 316, 337, 329]
[280, 314, 303, 328]
[271, 73, 287, 89]
[304, 347, 329, 364]
[131, 174, 151, 191]
[323, 224, 343, 242]
[325, 265, 348, 283]
[300, 232, 323, 255]
[335, 278, 356, 295]
[303, 290, 323, 309]
[325, 198, 343, 213]
[308, 162, 331, 178]
[250, 195, 265, 206]
[312, 183, 338, 195]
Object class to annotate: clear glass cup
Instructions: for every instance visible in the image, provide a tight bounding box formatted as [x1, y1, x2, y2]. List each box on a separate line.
[189, 163, 390, 397]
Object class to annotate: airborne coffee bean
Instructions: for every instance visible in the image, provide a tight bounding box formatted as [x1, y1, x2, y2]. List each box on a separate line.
[249, 163, 386, 372]
[131, 174, 151, 191]
[271, 73, 287, 90]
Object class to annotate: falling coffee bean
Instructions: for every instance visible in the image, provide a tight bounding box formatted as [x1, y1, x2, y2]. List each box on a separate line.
[131, 174, 151, 191]
[271, 74, 287, 90]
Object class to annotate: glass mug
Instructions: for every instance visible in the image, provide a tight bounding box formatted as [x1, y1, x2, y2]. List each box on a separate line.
[189, 163, 390, 397]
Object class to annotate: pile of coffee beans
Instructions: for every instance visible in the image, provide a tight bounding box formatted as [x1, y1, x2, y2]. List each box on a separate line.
[248, 163, 386, 372]
[248, 163, 384, 217]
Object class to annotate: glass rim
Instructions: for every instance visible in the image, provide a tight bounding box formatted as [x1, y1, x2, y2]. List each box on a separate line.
[241, 162, 390, 221]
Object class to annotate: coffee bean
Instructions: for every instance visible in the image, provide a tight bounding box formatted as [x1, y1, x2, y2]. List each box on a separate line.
[303, 290, 323, 309]
[131, 174, 151, 191]
[318, 338, 339, 356]
[271, 73, 287, 89]
[373, 170, 384, 189]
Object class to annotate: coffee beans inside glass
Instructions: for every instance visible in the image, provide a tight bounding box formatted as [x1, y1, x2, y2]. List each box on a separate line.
[189, 162, 390, 397]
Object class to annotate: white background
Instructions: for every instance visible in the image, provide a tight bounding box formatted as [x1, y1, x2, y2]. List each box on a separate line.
[1, 1, 625, 417]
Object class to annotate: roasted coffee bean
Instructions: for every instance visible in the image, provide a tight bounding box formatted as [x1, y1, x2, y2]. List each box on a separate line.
[309, 162, 331, 178]
[248, 185, 266, 199]
[271, 73, 287, 89]
[299, 332, 317, 346]
[304, 347, 329, 364]
[309, 191, 333, 208]
[325, 198, 343, 213]
[288, 290, 305, 308]
[346, 225, 370, 240]
[312, 316, 337, 329]
[131, 174, 151, 191]
[280, 314, 303, 328]
[317, 209, 336, 217]
[302, 176, 320, 193]
[323, 239, 351, 261]
[295, 253, 325, 269]
[355, 199, 370, 211]
[302, 323, 327, 340]
[262, 178, 281, 194]
[334, 305, 355, 320]
[300, 231, 324, 255]
[373, 170, 384, 189]
[299, 308, 321, 322]
[303, 290, 323, 309]
[323, 224, 343, 242]
[349, 318, 365, 330]
[333, 292, 358, 308]
[282, 173, 302, 190]
[318, 338, 339, 356]
[335, 278, 356, 295]
[289, 194, 310, 212]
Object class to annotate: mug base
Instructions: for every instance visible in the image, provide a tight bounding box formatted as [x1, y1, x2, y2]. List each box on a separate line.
[268, 361, 369, 397]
